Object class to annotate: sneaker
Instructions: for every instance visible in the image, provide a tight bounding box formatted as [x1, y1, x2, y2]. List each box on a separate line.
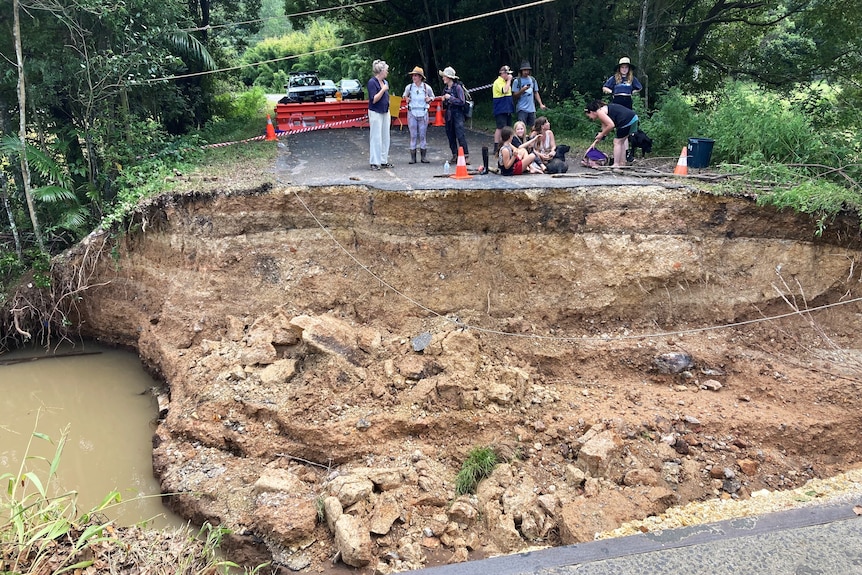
[449, 155, 458, 163]
[381, 162, 394, 168]
[465, 156, 470, 165]
[626, 149, 635, 163]
[370, 164, 381, 170]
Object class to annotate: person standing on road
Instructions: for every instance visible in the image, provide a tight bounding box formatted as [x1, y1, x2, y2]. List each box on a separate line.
[603, 56, 643, 163]
[402, 66, 434, 164]
[512, 61, 547, 128]
[368, 59, 392, 170]
[492, 65, 515, 155]
[584, 99, 638, 167]
[602, 57, 642, 109]
[439, 66, 469, 164]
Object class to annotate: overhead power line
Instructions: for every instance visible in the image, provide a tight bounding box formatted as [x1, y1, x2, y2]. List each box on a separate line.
[181, 0, 387, 33]
[140, 0, 556, 84]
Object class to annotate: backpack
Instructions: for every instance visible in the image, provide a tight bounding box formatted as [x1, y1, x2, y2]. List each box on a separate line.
[458, 81, 474, 118]
[581, 147, 609, 168]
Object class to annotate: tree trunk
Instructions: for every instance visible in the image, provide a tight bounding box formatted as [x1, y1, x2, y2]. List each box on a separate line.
[0, 173, 23, 263]
[637, 0, 649, 110]
[13, 0, 45, 253]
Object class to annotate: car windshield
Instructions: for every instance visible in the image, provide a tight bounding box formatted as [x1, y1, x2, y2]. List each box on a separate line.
[342, 80, 359, 89]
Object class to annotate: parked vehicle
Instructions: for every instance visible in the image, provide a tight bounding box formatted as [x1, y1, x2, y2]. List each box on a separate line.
[279, 71, 326, 104]
[339, 79, 364, 100]
[320, 79, 338, 98]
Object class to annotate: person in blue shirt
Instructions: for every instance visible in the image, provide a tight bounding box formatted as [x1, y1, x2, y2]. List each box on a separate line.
[512, 61, 547, 128]
[602, 57, 643, 162]
[402, 66, 434, 164]
[602, 57, 642, 110]
[367, 59, 392, 170]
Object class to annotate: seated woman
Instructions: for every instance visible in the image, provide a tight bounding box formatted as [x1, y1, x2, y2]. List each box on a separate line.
[513, 121, 545, 173]
[530, 116, 556, 164]
[498, 125, 541, 175]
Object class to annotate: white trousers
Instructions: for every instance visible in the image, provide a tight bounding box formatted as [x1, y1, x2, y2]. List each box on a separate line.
[368, 111, 391, 165]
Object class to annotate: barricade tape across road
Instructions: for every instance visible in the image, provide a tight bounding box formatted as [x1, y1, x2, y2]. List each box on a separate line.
[139, 83, 492, 156]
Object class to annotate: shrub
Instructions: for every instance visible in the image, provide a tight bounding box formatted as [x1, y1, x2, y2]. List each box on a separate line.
[640, 87, 699, 155]
[705, 81, 823, 164]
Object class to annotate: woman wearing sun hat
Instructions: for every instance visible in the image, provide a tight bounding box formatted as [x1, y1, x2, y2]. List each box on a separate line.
[439, 66, 469, 164]
[402, 66, 435, 164]
[602, 57, 642, 110]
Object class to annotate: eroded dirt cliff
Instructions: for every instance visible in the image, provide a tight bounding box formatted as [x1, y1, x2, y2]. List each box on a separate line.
[59, 183, 862, 573]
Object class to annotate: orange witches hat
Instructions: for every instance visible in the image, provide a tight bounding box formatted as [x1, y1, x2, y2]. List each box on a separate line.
[673, 146, 688, 175]
[433, 100, 445, 127]
[451, 146, 472, 179]
[265, 114, 277, 141]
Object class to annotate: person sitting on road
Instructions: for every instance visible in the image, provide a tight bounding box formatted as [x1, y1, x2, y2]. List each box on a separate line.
[584, 99, 639, 167]
[402, 66, 434, 164]
[530, 116, 556, 164]
[498, 125, 541, 176]
[513, 121, 544, 173]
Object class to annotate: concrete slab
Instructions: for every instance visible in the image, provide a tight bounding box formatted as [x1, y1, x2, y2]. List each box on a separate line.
[275, 125, 664, 190]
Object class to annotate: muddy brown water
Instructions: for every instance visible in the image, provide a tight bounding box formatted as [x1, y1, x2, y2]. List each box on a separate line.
[0, 341, 184, 529]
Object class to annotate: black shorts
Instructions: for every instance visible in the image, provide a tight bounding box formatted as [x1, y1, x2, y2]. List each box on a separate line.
[495, 113, 511, 129]
[616, 118, 638, 139]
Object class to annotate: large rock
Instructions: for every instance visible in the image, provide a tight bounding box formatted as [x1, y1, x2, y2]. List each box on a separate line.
[370, 493, 402, 535]
[290, 314, 374, 367]
[576, 429, 624, 477]
[252, 491, 317, 546]
[334, 514, 373, 567]
[328, 474, 374, 507]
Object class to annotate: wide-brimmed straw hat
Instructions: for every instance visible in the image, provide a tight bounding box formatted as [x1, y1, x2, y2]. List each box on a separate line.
[407, 66, 426, 79]
[439, 66, 458, 80]
[615, 57, 636, 70]
[519, 61, 532, 71]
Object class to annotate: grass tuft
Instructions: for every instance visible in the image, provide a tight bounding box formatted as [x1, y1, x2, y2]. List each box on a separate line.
[455, 446, 499, 495]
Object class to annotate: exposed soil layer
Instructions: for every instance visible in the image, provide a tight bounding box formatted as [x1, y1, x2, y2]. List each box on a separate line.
[59, 182, 862, 573]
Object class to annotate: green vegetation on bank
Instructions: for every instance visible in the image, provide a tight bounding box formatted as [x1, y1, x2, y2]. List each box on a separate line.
[1, 420, 263, 574]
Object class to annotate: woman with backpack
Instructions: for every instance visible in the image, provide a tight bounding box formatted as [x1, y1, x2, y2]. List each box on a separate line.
[584, 99, 639, 167]
[402, 66, 435, 164]
[439, 66, 470, 164]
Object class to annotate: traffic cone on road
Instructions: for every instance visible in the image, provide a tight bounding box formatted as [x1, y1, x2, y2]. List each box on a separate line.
[451, 146, 473, 179]
[433, 100, 445, 127]
[673, 146, 688, 175]
[265, 114, 277, 141]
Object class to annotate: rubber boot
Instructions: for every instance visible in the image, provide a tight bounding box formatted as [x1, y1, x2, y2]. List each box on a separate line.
[481, 146, 489, 174]
[409, 149, 417, 164]
[420, 148, 429, 163]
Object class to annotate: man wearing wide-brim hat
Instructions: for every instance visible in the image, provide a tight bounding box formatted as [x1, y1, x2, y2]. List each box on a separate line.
[602, 56, 643, 110]
[439, 66, 469, 164]
[402, 66, 435, 164]
[512, 60, 547, 128]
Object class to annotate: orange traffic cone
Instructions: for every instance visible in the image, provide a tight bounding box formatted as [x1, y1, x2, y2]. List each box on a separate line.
[265, 114, 277, 141]
[673, 146, 688, 175]
[433, 100, 445, 127]
[451, 146, 473, 179]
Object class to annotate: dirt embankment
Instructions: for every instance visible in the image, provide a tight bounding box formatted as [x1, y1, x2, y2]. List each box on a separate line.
[59, 183, 862, 573]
